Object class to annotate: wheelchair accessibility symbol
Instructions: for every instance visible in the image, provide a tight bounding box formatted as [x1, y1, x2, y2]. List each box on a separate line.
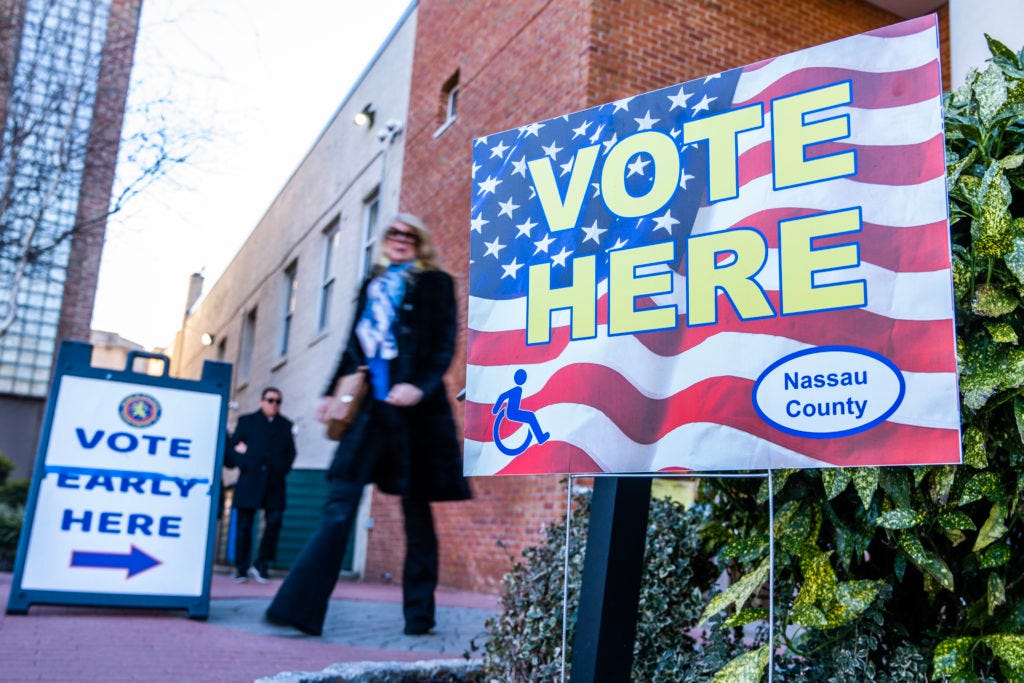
[491, 369, 549, 456]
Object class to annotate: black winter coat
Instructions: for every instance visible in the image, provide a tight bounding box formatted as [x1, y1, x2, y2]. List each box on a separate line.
[324, 266, 471, 502]
[228, 411, 297, 509]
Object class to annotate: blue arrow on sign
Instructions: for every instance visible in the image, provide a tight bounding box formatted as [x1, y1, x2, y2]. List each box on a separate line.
[71, 545, 161, 578]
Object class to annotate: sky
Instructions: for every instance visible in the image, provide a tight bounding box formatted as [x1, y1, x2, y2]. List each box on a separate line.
[91, 0, 412, 350]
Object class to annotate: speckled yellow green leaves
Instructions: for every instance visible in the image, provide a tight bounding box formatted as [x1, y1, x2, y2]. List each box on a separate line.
[898, 532, 954, 591]
[973, 283, 1017, 316]
[979, 541, 1011, 569]
[852, 467, 879, 510]
[756, 469, 795, 504]
[963, 425, 988, 468]
[698, 557, 770, 628]
[956, 471, 1002, 506]
[988, 573, 1006, 615]
[718, 534, 767, 564]
[974, 61, 1008, 129]
[934, 634, 1024, 681]
[985, 33, 1019, 65]
[973, 502, 1009, 552]
[1014, 398, 1024, 445]
[790, 548, 883, 629]
[710, 645, 769, 683]
[947, 148, 977, 191]
[972, 165, 1013, 257]
[985, 634, 1024, 680]
[874, 508, 925, 529]
[722, 607, 769, 629]
[821, 468, 852, 500]
[952, 251, 973, 305]
[933, 637, 976, 680]
[958, 341, 1024, 410]
[931, 465, 958, 505]
[985, 320, 1019, 343]
[1004, 219, 1024, 284]
[937, 509, 976, 532]
[773, 500, 818, 555]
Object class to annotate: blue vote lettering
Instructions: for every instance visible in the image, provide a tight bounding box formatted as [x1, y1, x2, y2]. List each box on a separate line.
[56, 470, 206, 498]
[61, 508, 183, 538]
[75, 428, 192, 458]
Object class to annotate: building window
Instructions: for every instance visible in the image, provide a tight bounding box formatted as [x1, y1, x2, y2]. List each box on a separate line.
[434, 70, 459, 137]
[238, 307, 257, 383]
[361, 190, 380, 279]
[278, 261, 297, 357]
[317, 219, 339, 332]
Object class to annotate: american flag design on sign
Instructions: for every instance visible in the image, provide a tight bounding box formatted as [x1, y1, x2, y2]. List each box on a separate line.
[465, 15, 960, 476]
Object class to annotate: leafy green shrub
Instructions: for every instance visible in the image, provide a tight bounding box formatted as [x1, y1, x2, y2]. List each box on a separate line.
[0, 478, 29, 507]
[0, 452, 15, 485]
[0, 502, 24, 570]
[483, 37, 1024, 683]
[0, 457, 28, 570]
[480, 489, 729, 682]
[695, 35, 1024, 682]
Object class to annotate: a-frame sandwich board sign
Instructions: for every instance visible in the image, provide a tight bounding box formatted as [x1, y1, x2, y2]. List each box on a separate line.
[6, 341, 230, 619]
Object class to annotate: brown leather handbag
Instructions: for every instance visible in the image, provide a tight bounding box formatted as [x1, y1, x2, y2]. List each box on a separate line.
[325, 367, 369, 440]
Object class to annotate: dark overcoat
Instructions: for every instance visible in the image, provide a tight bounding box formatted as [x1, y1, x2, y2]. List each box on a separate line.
[228, 411, 297, 509]
[324, 266, 472, 502]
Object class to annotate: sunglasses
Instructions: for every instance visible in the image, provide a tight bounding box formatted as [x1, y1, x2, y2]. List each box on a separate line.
[385, 226, 420, 245]
[263, 397, 281, 405]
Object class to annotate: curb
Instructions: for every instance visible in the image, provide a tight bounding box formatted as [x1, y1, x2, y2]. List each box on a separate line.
[256, 657, 485, 683]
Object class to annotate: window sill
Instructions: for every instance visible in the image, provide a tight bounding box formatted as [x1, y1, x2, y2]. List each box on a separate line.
[433, 116, 456, 139]
[270, 357, 287, 372]
[308, 330, 331, 348]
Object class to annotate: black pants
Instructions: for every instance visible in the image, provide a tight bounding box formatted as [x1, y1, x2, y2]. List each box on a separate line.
[234, 506, 283, 573]
[401, 498, 438, 632]
[265, 479, 438, 635]
[266, 402, 438, 635]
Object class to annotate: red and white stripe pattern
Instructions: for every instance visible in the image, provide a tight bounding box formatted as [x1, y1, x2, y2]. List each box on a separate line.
[465, 15, 959, 476]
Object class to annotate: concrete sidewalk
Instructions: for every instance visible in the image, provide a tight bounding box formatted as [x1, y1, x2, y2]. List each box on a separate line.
[0, 569, 499, 682]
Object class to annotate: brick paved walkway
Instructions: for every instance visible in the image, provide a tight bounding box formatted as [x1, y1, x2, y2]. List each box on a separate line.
[0, 570, 499, 682]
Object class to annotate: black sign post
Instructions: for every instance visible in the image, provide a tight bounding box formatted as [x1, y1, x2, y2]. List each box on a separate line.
[570, 476, 652, 682]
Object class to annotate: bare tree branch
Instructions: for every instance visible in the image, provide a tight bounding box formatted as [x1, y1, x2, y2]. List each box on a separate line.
[0, 0, 190, 341]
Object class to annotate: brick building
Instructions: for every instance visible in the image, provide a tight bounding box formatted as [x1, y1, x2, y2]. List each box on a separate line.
[360, 0, 955, 594]
[0, 0, 143, 476]
[174, 0, 1023, 595]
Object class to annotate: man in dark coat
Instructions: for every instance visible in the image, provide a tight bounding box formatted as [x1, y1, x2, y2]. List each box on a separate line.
[227, 387, 297, 582]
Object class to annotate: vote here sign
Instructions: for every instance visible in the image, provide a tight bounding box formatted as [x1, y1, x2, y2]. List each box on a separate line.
[8, 342, 229, 617]
[464, 15, 960, 476]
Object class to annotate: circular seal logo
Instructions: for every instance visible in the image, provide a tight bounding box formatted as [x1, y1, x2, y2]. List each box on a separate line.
[118, 393, 161, 428]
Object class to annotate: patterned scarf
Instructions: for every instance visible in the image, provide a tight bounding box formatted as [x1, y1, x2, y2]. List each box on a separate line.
[356, 263, 412, 398]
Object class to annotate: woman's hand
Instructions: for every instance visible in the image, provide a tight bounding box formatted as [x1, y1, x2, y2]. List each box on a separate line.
[386, 382, 423, 407]
[315, 396, 334, 424]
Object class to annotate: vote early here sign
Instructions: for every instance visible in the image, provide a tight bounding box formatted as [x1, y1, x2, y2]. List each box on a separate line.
[9, 346, 227, 615]
[464, 15, 961, 476]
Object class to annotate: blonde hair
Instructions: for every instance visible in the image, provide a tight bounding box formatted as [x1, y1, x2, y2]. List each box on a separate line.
[377, 212, 444, 271]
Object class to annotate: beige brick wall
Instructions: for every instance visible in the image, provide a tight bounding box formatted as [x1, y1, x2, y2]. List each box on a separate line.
[173, 9, 417, 476]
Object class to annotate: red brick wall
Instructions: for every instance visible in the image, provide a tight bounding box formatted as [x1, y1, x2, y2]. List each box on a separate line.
[387, 0, 952, 595]
[377, 0, 593, 595]
[587, 1, 950, 103]
[58, 0, 142, 345]
[366, 477, 571, 593]
[401, 0, 592, 397]
[937, 5, 950, 88]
